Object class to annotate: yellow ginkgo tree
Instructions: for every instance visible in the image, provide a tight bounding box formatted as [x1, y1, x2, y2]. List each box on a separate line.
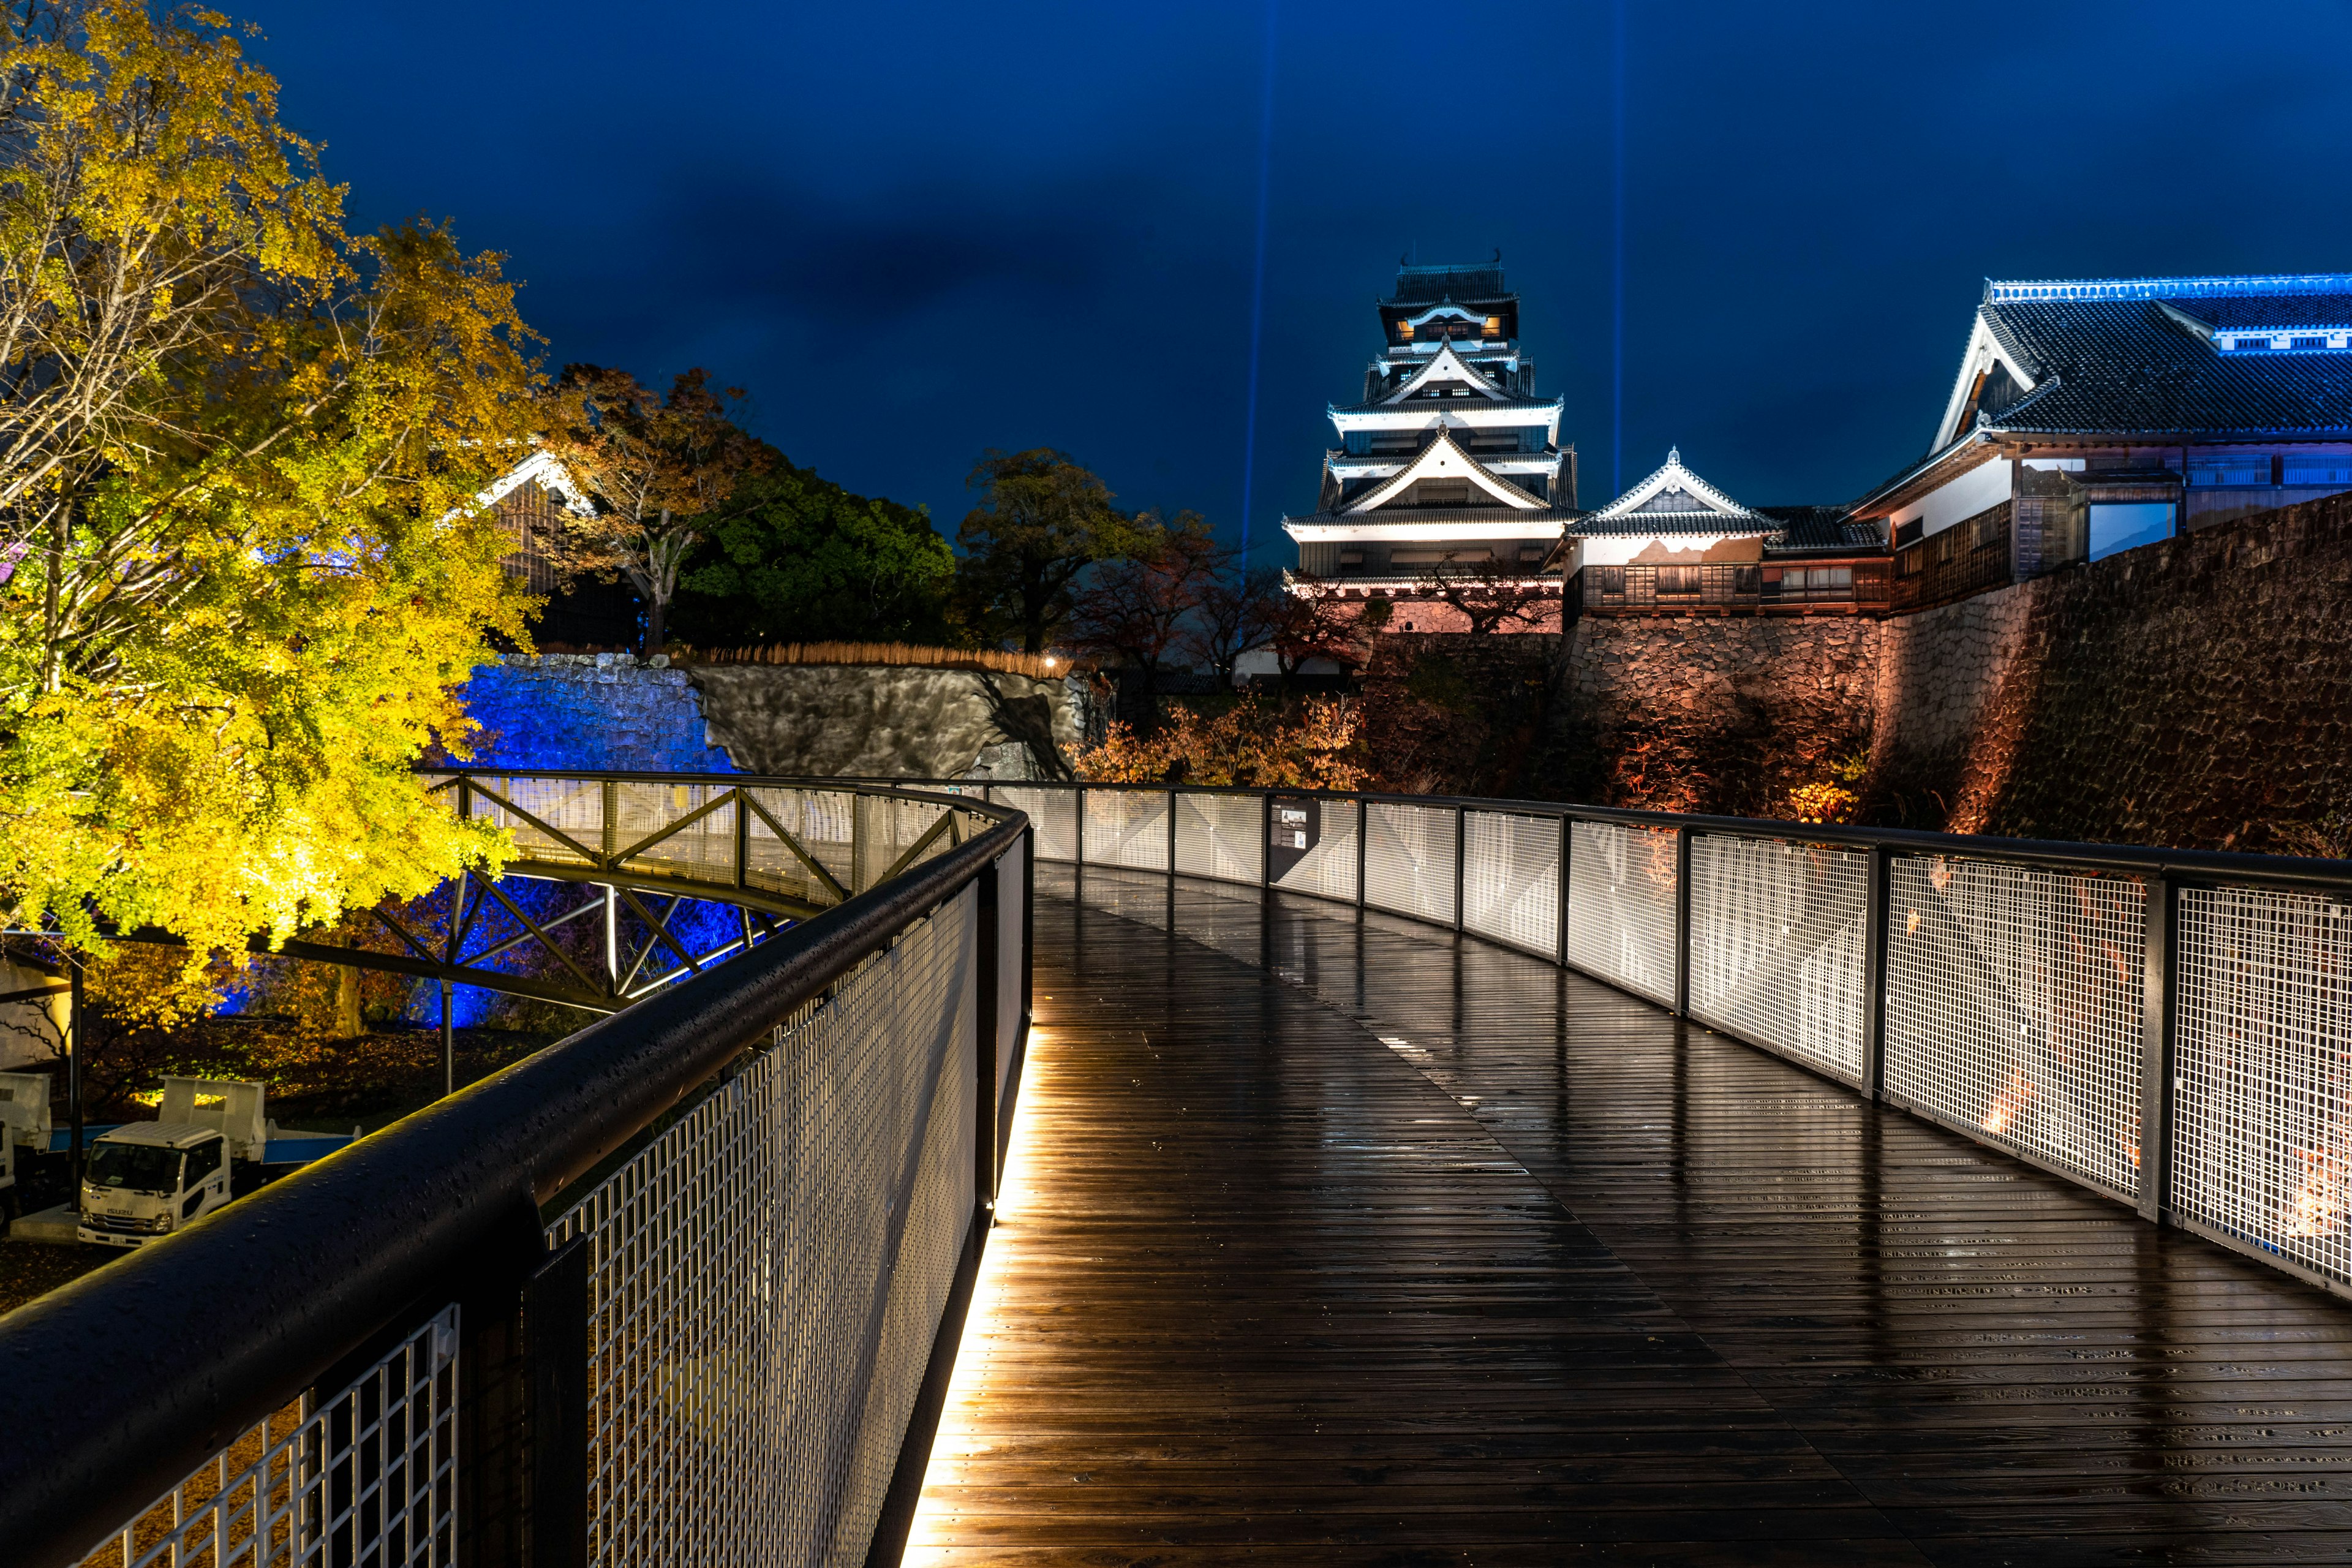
[0, 0, 540, 1009]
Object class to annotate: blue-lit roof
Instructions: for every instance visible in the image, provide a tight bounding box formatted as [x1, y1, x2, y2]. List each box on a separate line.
[1971, 274, 2352, 436]
[1984, 274, 2352, 303]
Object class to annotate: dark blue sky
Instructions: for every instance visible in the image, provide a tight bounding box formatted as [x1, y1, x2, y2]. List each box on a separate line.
[243, 0, 2352, 562]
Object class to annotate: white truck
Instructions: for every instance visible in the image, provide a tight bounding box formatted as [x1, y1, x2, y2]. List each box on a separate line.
[0, 1072, 356, 1248]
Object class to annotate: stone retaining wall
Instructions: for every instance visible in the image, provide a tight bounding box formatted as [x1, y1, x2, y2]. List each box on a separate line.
[458, 655, 1088, 780]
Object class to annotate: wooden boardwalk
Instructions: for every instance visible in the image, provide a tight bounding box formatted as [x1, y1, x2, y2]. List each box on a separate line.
[907, 867, 2352, 1566]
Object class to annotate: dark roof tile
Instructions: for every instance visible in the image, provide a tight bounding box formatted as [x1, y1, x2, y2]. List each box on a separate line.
[1982, 296, 2352, 435]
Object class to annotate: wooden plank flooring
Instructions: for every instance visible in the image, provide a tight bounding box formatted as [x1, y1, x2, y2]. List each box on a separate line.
[906, 867, 2352, 1566]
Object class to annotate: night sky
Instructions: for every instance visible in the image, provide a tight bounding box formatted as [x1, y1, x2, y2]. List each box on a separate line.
[240, 0, 2352, 562]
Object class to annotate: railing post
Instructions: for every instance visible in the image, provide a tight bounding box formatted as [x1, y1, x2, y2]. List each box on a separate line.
[456, 1203, 565, 1568]
[2138, 873, 2177, 1224]
[1861, 845, 1891, 1101]
[1556, 813, 1573, 969]
[526, 1237, 589, 1568]
[1072, 784, 1085, 870]
[1167, 788, 1178, 873]
[732, 787, 748, 893]
[598, 780, 616, 870]
[976, 854, 1001, 1212]
[1453, 806, 1468, 935]
[1021, 826, 1035, 1045]
[1260, 792, 1273, 894]
[1672, 826, 1693, 1018]
[1354, 797, 1368, 911]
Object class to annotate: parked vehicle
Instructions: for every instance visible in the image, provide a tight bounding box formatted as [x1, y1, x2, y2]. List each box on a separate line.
[0, 1072, 358, 1247]
[77, 1122, 232, 1248]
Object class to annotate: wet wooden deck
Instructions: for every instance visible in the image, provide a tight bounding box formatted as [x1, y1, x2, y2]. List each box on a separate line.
[907, 867, 2352, 1566]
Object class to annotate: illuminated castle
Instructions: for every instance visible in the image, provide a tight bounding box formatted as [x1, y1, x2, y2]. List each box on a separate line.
[1280, 258, 1576, 616]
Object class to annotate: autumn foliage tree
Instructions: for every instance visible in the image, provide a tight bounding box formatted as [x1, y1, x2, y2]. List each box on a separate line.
[0, 0, 539, 1001]
[541, 364, 768, 655]
[1425, 556, 1555, 635]
[1062, 509, 1221, 703]
[954, 448, 1136, 652]
[1073, 697, 1365, 790]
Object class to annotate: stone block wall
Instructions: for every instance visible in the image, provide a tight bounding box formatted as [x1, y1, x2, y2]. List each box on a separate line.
[1869, 492, 2352, 851]
[1543, 616, 1880, 817]
[456, 655, 1088, 780]
[461, 655, 738, 773]
[1531, 492, 2352, 851]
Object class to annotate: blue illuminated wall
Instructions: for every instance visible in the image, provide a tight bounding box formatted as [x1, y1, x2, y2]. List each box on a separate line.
[459, 655, 737, 774]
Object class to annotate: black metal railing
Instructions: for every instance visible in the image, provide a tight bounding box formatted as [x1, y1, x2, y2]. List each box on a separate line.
[0, 778, 1032, 1568]
[15, 766, 2352, 1567]
[956, 777, 2352, 1306]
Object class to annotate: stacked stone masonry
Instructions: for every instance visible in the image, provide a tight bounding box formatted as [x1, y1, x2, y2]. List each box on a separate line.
[1552, 492, 2352, 852]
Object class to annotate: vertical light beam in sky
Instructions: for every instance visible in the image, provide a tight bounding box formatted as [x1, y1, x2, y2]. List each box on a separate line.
[1611, 0, 1626, 499]
[1237, 0, 1278, 565]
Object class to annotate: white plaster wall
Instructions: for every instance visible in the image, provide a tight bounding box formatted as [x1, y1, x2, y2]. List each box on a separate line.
[1891, 458, 2013, 538]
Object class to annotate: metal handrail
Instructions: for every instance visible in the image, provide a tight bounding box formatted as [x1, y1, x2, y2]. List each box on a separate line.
[696, 771, 2352, 895]
[0, 792, 1028, 1568]
[978, 773, 2352, 1305]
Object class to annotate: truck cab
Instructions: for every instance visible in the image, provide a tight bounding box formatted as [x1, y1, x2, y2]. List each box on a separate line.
[77, 1123, 232, 1248]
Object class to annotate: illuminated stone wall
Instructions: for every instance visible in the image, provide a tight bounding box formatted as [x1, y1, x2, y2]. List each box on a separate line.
[1545, 616, 1880, 817]
[1549, 493, 2352, 852]
[462, 655, 738, 773]
[1869, 491, 2352, 851]
[459, 654, 1087, 780]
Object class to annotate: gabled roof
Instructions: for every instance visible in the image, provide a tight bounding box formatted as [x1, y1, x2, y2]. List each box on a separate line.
[475, 448, 594, 517]
[1570, 448, 1773, 537]
[1343, 427, 1546, 514]
[1381, 342, 1507, 404]
[1928, 273, 2352, 450]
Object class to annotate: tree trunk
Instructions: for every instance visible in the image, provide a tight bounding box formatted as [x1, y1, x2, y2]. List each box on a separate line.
[644, 592, 666, 657]
[336, 939, 364, 1038]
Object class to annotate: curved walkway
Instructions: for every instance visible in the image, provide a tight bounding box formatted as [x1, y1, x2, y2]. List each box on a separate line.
[909, 866, 2352, 1567]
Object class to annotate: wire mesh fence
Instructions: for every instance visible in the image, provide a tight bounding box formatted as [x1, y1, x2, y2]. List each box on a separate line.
[1565, 820, 1679, 1006]
[546, 888, 979, 1568]
[1688, 834, 1869, 1083]
[1365, 802, 1459, 926]
[1172, 792, 1264, 884]
[80, 1308, 459, 1568]
[616, 780, 737, 886]
[1461, 812, 1561, 958]
[743, 786, 857, 905]
[2173, 884, 2352, 1284]
[1884, 855, 2146, 1197]
[993, 786, 1076, 864]
[1083, 790, 1172, 872]
[454, 774, 606, 867]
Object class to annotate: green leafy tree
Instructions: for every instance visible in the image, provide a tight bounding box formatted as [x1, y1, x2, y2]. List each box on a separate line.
[0, 0, 540, 1001]
[676, 453, 957, 644]
[954, 448, 1136, 652]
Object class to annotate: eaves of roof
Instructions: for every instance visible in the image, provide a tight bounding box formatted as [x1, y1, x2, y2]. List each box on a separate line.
[1568, 510, 1777, 537]
[1330, 393, 1563, 416]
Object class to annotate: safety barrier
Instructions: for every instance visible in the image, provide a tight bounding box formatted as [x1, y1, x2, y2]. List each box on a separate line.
[0, 777, 1031, 1568]
[982, 780, 2352, 1303]
[11, 768, 2352, 1568]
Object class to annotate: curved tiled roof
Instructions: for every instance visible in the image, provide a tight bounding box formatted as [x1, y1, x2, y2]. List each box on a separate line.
[1980, 296, 2352, 435]
[1755, 504, 1883, 553]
